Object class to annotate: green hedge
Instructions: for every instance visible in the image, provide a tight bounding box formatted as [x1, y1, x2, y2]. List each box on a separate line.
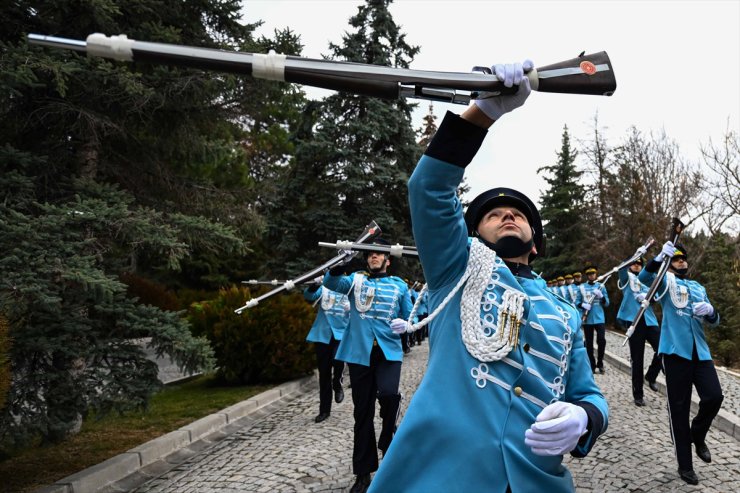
[188, 286, 316, 384]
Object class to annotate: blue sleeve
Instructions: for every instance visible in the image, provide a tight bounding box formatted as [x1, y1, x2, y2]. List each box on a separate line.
[601, 284, 610, 307]
[638, 261, 666, 294]
[564, 322, 609, 456]
[304, 286, 321, 302]
[399, 286, 413, 320]
[323, 272, 353, 296]
[617, 267, 628, 286]
[408, 112, 487, 290]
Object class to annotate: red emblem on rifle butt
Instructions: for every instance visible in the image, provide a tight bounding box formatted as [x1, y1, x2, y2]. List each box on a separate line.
[580, 61, 597, 75]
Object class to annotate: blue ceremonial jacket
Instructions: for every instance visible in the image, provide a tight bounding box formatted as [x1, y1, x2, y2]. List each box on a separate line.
[303, 286, 350, 343]
[577, 282, 609, 325]
[323, 271, 412, 366]
[639, 265, 720, 360]
[370, 113, 608, 493]
[616, 267, 658, 327]
[564, 284, 579, 305]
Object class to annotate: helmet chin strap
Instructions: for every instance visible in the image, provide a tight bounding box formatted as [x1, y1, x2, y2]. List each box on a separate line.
[475, 228, 534, 260]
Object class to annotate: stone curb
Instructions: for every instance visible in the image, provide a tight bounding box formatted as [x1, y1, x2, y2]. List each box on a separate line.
[37, 374, 316, 493]
[603, 349, 740, 442]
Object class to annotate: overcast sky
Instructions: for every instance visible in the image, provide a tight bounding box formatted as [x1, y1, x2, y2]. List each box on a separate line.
[240, 0, 740, 207]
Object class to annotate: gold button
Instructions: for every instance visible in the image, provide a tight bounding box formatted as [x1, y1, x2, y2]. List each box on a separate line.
[514, 386, 523, 396]
[523, 343, 530, 352]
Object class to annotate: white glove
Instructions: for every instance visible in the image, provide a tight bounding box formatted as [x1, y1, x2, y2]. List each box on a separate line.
[635, 293, 647, 303]
[312, 276, 324, 284]
[592, 289, 604, 299]
[474, 60, 533, 120]
[636, 245, 648, 257]
[390, 318, 409, 334]
[524, 401, 588, 456]
[655, 241, 676, 262]
[692, 302, 714, 317]
[581, 302, 592, 311]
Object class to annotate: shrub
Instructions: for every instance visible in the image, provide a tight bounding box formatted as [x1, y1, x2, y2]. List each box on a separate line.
[188, 286, 316, 384]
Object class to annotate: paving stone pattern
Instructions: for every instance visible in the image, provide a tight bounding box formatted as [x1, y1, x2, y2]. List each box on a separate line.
[131, 339, 740, 493]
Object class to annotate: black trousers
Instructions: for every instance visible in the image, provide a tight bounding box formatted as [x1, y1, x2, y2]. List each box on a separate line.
[315, 337, 344, 415]
[583, 323, 606, 370]
[622, 318, 662, 399]
[662, 349, 724, 471]
[347, 345, 402, 475]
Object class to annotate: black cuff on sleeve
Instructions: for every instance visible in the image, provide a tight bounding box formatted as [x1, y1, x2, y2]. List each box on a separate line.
[571, 401, 605, 458]
[329, 265, 345, 276]
[707, 310, 719, 324]
[646, 259, 661, 273]
[307, 283, 321, 293]
[424, 111, 488, 168]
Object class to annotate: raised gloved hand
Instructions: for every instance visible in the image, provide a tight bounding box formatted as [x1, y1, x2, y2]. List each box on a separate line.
[524, 401, 588, 456]
[474, 60, 533, 120]
[692, 302, 714, 317]
[581, 302, 592, 311]
[390, 318, 410, 334]
[655, 241, 676, 262]
[312, 275, 324, 284]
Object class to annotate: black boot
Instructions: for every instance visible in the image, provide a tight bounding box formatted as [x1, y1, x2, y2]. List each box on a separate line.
[314, 412, 330, 423]
[334, 385, 344, 404]
[645, 376, 659, 392]
[694, 441, 712, 463]
[377, 393, 401, 455]
[349, 473, 371, 493]
[678, 469, 699, 485]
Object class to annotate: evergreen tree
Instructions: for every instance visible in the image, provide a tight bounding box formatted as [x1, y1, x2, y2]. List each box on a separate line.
[0, 1, 303, 444]
[263, 0, 423, 281]
[536, 125, 586, 276]
[696, 232, 740, 366]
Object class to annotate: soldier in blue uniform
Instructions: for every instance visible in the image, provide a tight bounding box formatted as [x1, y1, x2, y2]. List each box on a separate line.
[369, 61, 608, 493]
[578, 264, 610, 373]
[323, 238, 413, 493]
[639, 242, 723, 485]
[616, 257, 661, 406]
[564, 274, 579, 306]
[304, 281, 350, 422]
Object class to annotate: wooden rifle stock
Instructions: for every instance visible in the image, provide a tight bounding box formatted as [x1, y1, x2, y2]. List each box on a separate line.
[28, 34, 617, 103]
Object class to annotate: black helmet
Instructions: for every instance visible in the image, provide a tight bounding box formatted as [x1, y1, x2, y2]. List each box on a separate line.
[363, 236, 391, 258]
[464, 187, 543, 259]
[672, 243, 688, 260]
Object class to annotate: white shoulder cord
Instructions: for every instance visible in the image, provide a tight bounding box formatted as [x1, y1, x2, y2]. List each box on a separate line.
[353, 274, 375, 312]
[404, 238, 524, 362]
[404, 239, 489, 333]
[665, 272, 689, 308]
[320, 288, 335, 310]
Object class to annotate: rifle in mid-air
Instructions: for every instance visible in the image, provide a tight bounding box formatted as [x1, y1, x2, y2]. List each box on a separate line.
[28, 33, 617, 104]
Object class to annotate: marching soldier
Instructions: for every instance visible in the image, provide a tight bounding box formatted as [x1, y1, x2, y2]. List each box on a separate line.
[304, 281, 349, 423]
[579, 264, 610, 373]
[556, 275, 566, 298]
[323, 238, 413, 493]
[370, 61, 608, 493]
[573, 271, 583, 287]
[616, 257, 661, 406]
[564, 274, 579, 305]
[639, 242, 723, 485]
